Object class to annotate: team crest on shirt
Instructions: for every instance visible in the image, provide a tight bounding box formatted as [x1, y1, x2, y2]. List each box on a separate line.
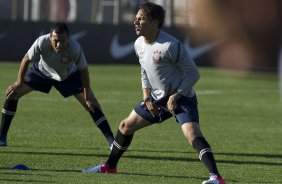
[62, 54, 72, 63]
[152, 50, 162, 63]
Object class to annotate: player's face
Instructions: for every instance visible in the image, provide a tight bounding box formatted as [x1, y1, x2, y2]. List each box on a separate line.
[50, 31, 68, 53]
[134, 10, 155, 37]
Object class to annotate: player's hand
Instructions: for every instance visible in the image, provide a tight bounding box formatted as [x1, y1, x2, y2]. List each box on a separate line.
[85, 99, 95, 112]
[6, 82, 20, 100]
[167, 93, 182, 116]
[167, 98, 176, 116]
[84, 89, 97, 112]
[144, 97, 160, 117]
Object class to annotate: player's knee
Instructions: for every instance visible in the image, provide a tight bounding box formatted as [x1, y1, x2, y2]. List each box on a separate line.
[119, 120, 129, 132]
[119, 120, 135, 135]
[182, 122, 202, 145]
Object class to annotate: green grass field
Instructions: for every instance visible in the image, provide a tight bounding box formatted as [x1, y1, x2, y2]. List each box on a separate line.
[0, 62, 281, 184]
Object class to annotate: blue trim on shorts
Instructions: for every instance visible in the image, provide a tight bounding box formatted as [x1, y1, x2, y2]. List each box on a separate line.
[134, 95, 199, 125]
[24, 63, 83, 97]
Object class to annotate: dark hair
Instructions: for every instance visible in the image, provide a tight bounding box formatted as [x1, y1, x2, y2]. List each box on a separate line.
[50, 23, 69, 37]
[139, 2, 166, 28]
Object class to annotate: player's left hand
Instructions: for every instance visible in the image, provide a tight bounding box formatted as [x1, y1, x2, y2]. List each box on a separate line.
[167, 93, 182, 116]
[145, 100, 160, 117]
[6, 82, 21, 100]
[84, 89, 99, 112]
[167, 98, 176, 116]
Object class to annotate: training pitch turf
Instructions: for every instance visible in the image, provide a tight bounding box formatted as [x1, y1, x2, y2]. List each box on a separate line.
[0, 62, 281, 183]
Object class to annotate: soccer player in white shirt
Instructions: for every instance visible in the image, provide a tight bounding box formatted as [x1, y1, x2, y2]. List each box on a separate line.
[0, 23, 114, 149]
[82, 2, 226, 184]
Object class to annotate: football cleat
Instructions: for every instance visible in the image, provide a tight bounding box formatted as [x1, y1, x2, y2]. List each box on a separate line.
[82, 163, 117, 173]
[202, 175, 226, 184]
[0, 137, 7, 146]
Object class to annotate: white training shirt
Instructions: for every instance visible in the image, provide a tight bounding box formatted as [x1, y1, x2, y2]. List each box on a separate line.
[27, 33, 87, 81]
[134, 31, 200, 100]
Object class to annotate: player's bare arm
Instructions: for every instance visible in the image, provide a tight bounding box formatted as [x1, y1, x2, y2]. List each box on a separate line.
[142, 88, 159, 117]
[79, 67, 96, 112]
[6, 53, 31, 99]
[142, 88, 151, 100]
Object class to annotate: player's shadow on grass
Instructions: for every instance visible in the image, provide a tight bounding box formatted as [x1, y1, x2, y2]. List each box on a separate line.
[0, 171, 55, 184]
[119, 172, 277, 184]
[10, 145, 102, 150]
[0, 150, 109, 158]
[2, 150, 282, 167]
[119, 172, 210, 182]
[0, 166, 81, 173]
[111, 148, 282, 167]
[129, 148, 282, 159]
[0, 178, 55, 183]
[123, 154, 282, 166]
[0, 169, 53, 176]
[127, 148, 193, 154]
[7, 146, 282, 160]
[216, 152, 282, 159]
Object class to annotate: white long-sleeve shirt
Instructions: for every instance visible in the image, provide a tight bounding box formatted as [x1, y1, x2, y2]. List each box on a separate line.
[134, 31, 200, 100]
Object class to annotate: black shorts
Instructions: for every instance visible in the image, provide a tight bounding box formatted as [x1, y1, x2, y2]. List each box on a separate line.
[134, 95, 199, 125]
[24, 64, 83, 98]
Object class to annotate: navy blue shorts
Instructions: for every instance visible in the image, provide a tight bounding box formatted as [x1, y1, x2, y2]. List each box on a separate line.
[134, 95, 199, 125]
[24, 64, 83, 98]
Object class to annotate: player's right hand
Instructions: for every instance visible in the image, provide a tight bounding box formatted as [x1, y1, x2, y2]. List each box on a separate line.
[144, 98, 160, 117]
[6, 83, 20, 100]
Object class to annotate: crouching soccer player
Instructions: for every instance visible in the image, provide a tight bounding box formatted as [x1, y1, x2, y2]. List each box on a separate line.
[82, 2, 226, 184]
[0, 23, 114, 149]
